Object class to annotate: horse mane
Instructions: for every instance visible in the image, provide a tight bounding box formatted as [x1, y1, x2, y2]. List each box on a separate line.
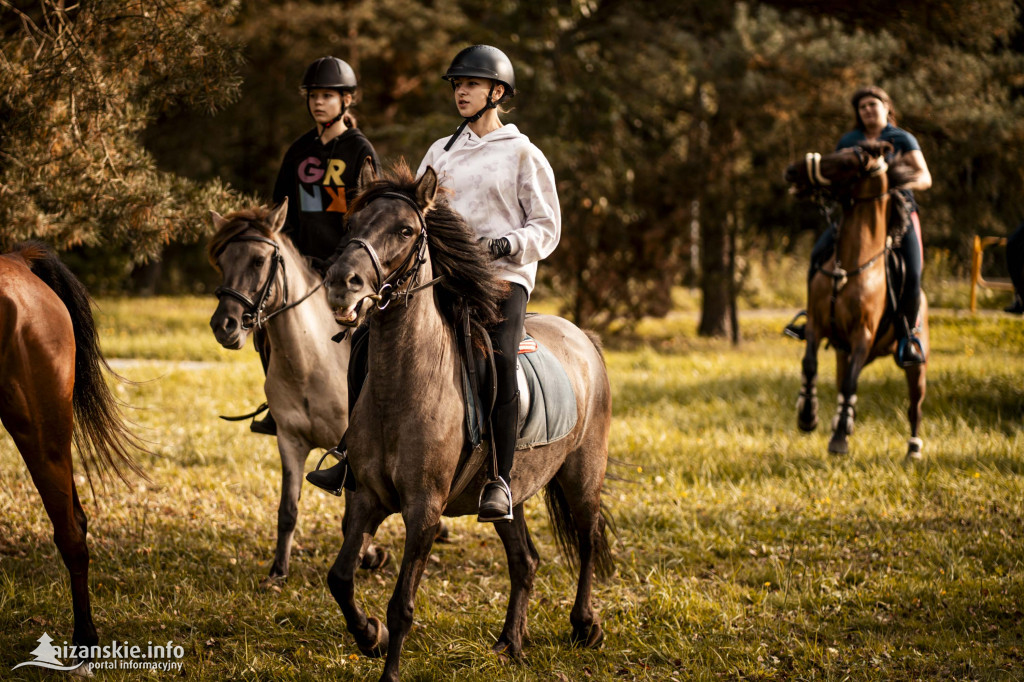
[206, 206, 293, 269]
[350, 161, 508, 329]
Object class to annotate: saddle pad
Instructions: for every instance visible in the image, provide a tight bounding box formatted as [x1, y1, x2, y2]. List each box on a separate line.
[516, 335, 577, 450]
[461, 335, 578, 450]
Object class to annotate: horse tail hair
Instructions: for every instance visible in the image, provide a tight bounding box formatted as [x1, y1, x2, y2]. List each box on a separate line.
[544, 478, 615, 580]
[18, 242, 149, 489]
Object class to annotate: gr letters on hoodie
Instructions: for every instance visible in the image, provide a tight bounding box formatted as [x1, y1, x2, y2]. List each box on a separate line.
[417, 124, 561, 297]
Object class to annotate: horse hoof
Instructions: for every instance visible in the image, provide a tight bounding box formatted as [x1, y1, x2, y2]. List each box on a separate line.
[360, 548, 390, 571]
[259, 574, 286, 591]
[491, 639, 521, 662]
[828, 438, 848, 455]
[70, 660, 94, 678]
[357, 616, 389, 658]
[435, 523, 452, 544]
[569, 623, 604, 649]
[904, 437, 923, 463]
[798, 417, 818, 432]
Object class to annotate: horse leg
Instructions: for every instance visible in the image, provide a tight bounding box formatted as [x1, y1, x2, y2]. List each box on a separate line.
[263, 435, 308, 587]
[904, 363, 926, 461]
[378, 505, 444, 682]
[492, 504, 539, 658]
[326, 493, 390, 658]
[829, 346, 867, 455]
[798, 332, 822, 432]
[5, 401, 98, 653]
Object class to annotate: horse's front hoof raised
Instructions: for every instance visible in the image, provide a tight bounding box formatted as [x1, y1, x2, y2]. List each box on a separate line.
[357, 616, 389, 658]
[904, 437, 923, 463]
[569, 622, 604, 649]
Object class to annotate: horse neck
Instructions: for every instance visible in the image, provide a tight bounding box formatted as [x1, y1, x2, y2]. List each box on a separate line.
[264, 242, 334, 350]
[836, 175, 889, 267]
[366, 259, 457, 404]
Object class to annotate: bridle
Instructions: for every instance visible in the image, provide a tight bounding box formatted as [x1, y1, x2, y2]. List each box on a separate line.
[213, 233, 323, 331]
[341, 192, 443, 313]
[806, 147, 895, 342]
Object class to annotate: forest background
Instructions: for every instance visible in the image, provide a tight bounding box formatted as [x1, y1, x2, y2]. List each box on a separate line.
[3, 0, 1024, 337]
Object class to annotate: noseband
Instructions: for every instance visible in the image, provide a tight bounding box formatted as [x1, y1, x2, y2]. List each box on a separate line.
[342, 192, 442, 310]
[214, 233, 322, 331]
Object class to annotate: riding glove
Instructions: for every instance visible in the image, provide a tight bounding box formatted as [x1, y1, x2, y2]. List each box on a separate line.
[487, 237, 511, 260]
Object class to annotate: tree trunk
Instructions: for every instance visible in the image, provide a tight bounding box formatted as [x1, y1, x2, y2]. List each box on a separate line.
[698, 207, 734, 338]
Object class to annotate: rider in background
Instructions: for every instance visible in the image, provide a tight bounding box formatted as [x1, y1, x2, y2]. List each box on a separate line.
[785, 85, 932, 367]
[249, 57, 379, 435]
[419, 45, 561, 522]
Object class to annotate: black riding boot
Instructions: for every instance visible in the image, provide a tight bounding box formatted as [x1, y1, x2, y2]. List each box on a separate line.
[251, 332, 277, 435]
[895, 286, 925, 368]
[479, 392, 519, 523]
[305, 437, 353, 496]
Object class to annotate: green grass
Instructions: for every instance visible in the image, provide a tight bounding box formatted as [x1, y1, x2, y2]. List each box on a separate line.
[1, 296, 1023, 680]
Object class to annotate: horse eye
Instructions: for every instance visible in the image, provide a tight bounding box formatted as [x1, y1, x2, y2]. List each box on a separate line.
[253, 256, 266, 268]
[400, 226, 414, 238]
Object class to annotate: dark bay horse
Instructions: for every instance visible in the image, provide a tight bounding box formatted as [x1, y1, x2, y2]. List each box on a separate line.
[208, 202, 390, 585]
[322, 162, 613, 682]
[785, 141, 928, 460]
[0, 242, 145, 671]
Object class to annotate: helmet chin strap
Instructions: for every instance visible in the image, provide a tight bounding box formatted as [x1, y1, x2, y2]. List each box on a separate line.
[444, 83, 496, 151]
[308, 93, 349, 142]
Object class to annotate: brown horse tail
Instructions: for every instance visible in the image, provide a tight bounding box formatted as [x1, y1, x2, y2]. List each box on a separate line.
[17, 241, 149, 488]
[544, 479, 615, 580]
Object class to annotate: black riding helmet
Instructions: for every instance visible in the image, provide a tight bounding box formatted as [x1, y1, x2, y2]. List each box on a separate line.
[302, 57, 358, 93]
[302, 57, 357, 135]
[441, 45, 516, 151]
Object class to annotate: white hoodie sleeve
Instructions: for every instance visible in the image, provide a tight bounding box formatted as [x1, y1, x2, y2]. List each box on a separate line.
[504, 146, 561, 265]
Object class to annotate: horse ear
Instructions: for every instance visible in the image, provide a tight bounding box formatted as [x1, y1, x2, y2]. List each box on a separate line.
[414, 167, 438, 212]
[209, 210, 228, 231]
[269, 198, 288, 234]
[358, 156, 377, 190]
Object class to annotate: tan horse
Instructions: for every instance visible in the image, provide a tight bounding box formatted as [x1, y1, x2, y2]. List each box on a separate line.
[785, 141, 928, 461]
[207, 204, 389, 585]
[322, 162, 613, 682]
[1, 242, 145, 674]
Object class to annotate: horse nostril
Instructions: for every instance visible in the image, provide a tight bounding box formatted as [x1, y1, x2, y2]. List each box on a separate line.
[223, 316, 238, 334]
[346, 273, 364, 291]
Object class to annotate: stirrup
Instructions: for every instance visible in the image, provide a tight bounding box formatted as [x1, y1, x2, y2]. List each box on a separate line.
[477, 477, 513, 523]
[782, 310, 807, 340]
[305, 448, 349, 496]
[895, 336, 926, 368]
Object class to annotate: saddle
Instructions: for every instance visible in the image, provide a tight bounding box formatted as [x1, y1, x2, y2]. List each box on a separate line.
[461, 331, 578, 450]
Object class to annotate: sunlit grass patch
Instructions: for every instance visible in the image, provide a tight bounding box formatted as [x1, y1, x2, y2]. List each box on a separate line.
[0, 300, 1022, 679]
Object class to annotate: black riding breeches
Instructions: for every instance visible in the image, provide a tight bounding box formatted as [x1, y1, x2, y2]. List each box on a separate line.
[489, 283, 528, 481]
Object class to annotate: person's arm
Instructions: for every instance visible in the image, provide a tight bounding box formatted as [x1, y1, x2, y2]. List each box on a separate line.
[896, 149, 931, 191]
[501, 149, 561, 264]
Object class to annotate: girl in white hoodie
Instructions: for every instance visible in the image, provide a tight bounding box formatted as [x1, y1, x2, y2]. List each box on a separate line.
[417, 45, 561, 523]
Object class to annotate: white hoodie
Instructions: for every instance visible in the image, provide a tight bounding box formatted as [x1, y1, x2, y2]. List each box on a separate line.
[417, 124, 560, 296]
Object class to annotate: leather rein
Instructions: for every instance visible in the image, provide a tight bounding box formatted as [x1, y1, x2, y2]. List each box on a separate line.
[213, 234, 323, 331]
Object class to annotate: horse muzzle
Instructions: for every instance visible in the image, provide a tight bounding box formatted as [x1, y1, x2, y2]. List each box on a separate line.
[209, 303, 249, 350]
[326, 253, 378, 327]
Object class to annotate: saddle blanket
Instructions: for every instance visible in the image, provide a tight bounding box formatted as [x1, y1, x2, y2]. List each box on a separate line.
[463, 334, 578, 450]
